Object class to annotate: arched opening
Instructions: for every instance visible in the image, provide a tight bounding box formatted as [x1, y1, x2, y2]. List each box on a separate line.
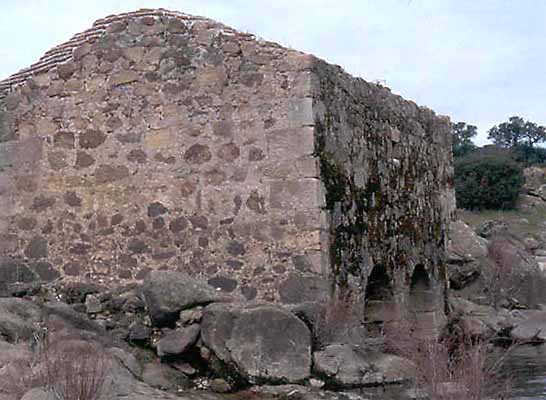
[409, 265, 433, 312]
[409, 265, 439, 338]
[364, 265, 395, 336]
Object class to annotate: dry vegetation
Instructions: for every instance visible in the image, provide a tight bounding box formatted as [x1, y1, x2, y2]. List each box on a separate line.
[1, 332, 111, 400]
[384, 316, 513, 400]
[37, 337, 110, 400]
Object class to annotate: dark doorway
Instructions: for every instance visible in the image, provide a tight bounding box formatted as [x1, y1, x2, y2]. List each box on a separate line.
[364, 265, 395, 336]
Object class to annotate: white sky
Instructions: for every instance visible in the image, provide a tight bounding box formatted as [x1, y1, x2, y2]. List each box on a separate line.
[2, 0, 545, 145]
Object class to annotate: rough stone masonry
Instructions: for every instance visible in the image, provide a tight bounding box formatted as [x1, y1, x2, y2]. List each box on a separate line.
[0, 9, 455, 322]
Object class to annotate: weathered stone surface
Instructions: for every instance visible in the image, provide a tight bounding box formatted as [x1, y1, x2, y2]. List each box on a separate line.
[156, 324, 200, 356]
[448, 220, 487, 289]
[31, 261, 59, 281]
[0, 9, 453, 313]
[510, 310, 546, 342]
[0, 298, 42, 342]
[0, 258, 38, 287]
[80, 129, 106, 149]
[94, 164, 130, 184]
[313, 344, 413, 387]
[201, 303, 312, 383]
[184, 144, 211, 164]
[476, 220, 508, 239]
[278, 273, 329, 304]
[141, 361, 190, 391]
[148, 202, 168, 217]
[42, 301, 109, 341]
[109, 70, 139, 86]
[63, 191, 82, 207]
[30, 195, 55, 212]
[169, 216, 188, 233]
[128, 321, 152, 342]
[313, 344, 371, 387]
[24, 236, 48, 259]
[217, 143, 240, 161]
[449, 297, 514, 338]
[288, 301, 326, 335]
[523, 166, 546, 194]
[142, 270, 231, 327]
[54, 131, 75, 148]
[75, 151, 95, 168]
[20, 389, 54, 400]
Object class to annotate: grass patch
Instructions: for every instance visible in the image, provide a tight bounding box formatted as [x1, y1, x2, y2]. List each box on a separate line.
[459, 202, 546, 240]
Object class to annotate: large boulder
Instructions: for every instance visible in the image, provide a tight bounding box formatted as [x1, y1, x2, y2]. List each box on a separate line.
[201, 303, 312, 383]
[0, 298, 42, 342]
[475, 220, 508, 239]
[0, 341, 33, 397]
[157, 325, 200, 357]
[516, 194, 546, 211]
[141, 361, 191, 391]
[510, 310, 546, 342]
[448, 297, 514, 338]
[42, 301, 108, 337]
[142, 271, 232, 327]
[523, 166, 546, 194]
[20, 389, 54, 400]
[447, 220, 487, 289]
[313, 344, 413, 387]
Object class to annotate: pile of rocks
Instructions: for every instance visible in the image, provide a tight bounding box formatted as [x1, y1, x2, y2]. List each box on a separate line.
[0, 270, 415, 400]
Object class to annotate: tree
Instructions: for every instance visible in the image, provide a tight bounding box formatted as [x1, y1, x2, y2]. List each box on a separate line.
[487, 116, 546, 148]
[451, 122, 478, 158]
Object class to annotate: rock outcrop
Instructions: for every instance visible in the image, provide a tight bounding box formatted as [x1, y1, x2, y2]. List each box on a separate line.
[201, 303, 312, 383]
[142, 271, 231, 327]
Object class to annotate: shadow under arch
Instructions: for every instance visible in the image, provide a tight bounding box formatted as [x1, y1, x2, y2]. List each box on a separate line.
[409, 264, 434, 311]
[408, 264, 441, 338]
[363, 264, 395, 336]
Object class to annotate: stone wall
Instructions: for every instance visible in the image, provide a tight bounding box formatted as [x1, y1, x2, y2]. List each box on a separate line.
[0, 10, 323, 302]
[312, 60, 455, 328]
[0, 9, 455, 313]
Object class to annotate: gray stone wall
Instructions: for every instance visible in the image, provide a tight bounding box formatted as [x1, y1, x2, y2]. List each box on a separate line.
[0, 9, 455, 310]
[312, 60, 455, 323]
[0, 10, 323, 302]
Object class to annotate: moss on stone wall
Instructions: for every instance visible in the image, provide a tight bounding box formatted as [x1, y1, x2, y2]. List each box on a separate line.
[313, 60, 454, 294]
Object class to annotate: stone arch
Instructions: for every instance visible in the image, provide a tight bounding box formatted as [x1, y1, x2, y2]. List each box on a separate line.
[363, 264, 395, 335]
[408, 264, 434, 313]
[408, 264, 441, 338]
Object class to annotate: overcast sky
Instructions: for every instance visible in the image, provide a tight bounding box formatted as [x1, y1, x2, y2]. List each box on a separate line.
[1, 0, 545, 144]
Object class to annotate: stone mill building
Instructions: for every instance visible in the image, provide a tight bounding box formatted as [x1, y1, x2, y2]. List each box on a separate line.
[0, 9, 455, 331]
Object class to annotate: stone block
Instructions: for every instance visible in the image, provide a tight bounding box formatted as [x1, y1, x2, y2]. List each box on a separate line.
[0, 234, 17, 254]
[195, 66, 227, 87]
[278, 273, 329, 304]
[0, 137, 42, 169]
[260, 156, 318, 180]
[288, 97, 314, 127]
[269, 178, 321, 210]
[266, 127, 315, 161]
[0, 112, 16, 142]
[144, 128, 177, 150]
[109, 70, 139, 86]
[123, 47, 145, 63]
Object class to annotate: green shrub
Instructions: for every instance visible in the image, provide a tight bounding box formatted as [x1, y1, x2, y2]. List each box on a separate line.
[454, 155, 523, 210]
[510, 144, 546, 166]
